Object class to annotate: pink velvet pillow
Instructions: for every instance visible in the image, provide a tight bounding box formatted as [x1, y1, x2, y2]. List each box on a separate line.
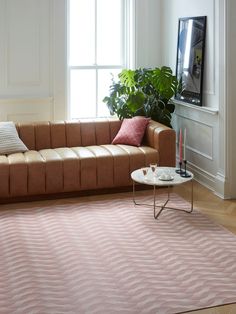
[112, 117, 150, 146]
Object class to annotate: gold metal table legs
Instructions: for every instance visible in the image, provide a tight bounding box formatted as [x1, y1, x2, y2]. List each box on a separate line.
[132, 180, 194, 219]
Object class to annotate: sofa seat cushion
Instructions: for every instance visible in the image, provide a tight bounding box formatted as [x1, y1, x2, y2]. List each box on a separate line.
[0, 144, 159, 198]
[101, 144, 158, 186]
[71, 147, 97, 190]
[24, 151, 46, 195]
[3, 151, 46, 197]
[38, 149, 63, 193]
[39, 148, 80, 193]
[80, 146, 114, 189]
[8, 153, 28, 197]
[0, 155, 10, 197]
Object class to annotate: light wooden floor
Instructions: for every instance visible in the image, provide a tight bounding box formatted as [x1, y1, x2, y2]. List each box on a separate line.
[173, 181, 236, 314]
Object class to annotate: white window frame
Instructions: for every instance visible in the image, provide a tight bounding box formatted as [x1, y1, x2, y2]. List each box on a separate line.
[67, 0, 135, 119]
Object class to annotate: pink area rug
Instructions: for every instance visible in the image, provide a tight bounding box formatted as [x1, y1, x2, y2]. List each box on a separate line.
[0, 192, 236, 314]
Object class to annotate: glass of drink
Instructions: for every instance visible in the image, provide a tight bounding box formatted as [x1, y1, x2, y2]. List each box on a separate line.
[150, 163, 157, 177]
[141, 167, 148, 180]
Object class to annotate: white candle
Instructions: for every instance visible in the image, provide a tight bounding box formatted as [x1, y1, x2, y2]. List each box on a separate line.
[183, 128, 186, 160]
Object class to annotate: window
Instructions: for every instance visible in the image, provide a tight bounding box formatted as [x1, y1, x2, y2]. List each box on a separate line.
[68, 0, 134, 119]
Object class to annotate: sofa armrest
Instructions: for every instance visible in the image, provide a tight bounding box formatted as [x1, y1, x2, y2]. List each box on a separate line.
[144, 120, 176, 167]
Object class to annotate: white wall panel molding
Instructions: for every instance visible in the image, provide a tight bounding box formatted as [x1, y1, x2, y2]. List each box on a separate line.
[174, 100, 218, 115]
[51, 0, 67, 120]
[210, 0, 230, 198]
[135, 0, 161, 67]
[189, 164, 230, 200]
[175, 108, 216, 128]
[217, 0, 227, 175]
[185, 163, 229, 201]
[224, 0, 236, 198]
[187, 146, 213, 161]
[7, 112, 45, 122]
[187, 161, 216, 192]
[175, 113, 214, 161]
[0, 0, 7, 91]
[0, 0, 51, 99]
[214, 172, 230, 199]
[0, 97, 53, 122]
[184, 162, 230, 199]
[6, 0, 41, 86]
[203, 0, 216, 96]
[0, 0, 66, 122]
[0, 97, 53, 105]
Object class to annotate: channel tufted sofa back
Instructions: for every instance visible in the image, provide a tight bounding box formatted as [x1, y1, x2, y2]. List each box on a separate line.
[16, 119, 122, 150]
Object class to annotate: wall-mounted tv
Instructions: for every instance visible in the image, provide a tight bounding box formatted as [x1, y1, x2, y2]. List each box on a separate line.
[175, 16, 207, 106]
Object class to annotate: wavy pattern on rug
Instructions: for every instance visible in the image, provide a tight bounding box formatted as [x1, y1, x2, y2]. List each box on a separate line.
[0, 192, 236, 314]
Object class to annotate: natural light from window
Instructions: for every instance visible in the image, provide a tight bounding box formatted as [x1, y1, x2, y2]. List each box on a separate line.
[68, 0, 132, 119]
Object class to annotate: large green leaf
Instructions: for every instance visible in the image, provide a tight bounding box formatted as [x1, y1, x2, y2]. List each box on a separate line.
[134, 68, 152, 87]
[126, 91, 145, 112]
[151, 66, 178, 99]
[119, 69, 135, 87]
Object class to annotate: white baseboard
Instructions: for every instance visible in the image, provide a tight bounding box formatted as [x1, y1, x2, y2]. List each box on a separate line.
[214, 172, 231, 199]
[185, 162, 230, 199]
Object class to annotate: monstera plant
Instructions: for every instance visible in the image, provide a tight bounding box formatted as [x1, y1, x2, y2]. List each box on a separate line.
[103, 66, 181, 128]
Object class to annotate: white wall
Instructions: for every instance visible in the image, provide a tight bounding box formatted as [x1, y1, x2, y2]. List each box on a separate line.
[160, 0, 219, 109]
[135, 0, 234, 198]
[135, 0, 161, 68]
[159, 0, 233, 198]
[226, 0, 236, 198]
[0, 0, 67, 122]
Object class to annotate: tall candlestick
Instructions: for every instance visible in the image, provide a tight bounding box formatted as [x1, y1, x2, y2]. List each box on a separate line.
[179, 128, 182, 162]
[183, 128, 186, 160]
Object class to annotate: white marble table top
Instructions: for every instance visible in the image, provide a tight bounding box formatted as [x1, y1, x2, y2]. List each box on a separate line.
[131, 166, 194, 187]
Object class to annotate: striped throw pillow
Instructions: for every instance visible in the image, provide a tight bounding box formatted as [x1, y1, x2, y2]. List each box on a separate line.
[0, 121, 28, 155]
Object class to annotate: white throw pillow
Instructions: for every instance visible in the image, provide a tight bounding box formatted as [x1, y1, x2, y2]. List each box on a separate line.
[0, 121, 28, 155]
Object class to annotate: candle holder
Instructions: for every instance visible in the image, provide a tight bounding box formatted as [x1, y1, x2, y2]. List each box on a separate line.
[175, 161, 185, 175]
[180, 160, 191, 178]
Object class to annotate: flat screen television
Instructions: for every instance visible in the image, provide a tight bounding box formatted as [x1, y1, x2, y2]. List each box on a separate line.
[175, 16, 207, 106]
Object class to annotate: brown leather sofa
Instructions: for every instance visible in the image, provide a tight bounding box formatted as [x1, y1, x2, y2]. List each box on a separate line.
[0, 118, 176, 202]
